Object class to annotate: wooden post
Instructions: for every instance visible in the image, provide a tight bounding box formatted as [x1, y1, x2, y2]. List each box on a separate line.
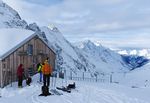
[0, 61, 2, 88]
[70, 71, 72, 80]
[83, 72, 84, 81]
[110, 72, 113, 83]
[96, 75, 97, 82]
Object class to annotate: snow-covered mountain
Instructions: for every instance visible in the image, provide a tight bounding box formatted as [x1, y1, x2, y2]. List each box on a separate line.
[0, 1, 28, 28]
[39, 27, 97, 75]
[116, 49, 150, 69]
[75, 40, 130, 73]
[121, 55, 149, 70]
[0, 1, 131, 77]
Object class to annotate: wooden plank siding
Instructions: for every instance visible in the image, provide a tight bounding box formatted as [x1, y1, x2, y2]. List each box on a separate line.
[0, 36, 56, 88]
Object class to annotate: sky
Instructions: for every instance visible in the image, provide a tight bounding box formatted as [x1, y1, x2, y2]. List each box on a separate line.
[2, 0, 150, 49]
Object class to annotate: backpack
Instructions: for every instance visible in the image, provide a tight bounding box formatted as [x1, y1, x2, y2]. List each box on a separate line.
[26, 77, 32, 86]
[42, 63, 52, 75]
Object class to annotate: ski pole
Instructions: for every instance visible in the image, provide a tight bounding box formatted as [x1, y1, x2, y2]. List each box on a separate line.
[54, 71, 57, 88]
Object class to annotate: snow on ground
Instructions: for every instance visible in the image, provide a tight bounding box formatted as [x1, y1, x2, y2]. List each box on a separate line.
[118, 63, 150, 88]
[0, 74, 150, 103]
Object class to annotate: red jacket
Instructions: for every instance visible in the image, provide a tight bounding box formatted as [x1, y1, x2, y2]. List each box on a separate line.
[17, 64, 24, 77]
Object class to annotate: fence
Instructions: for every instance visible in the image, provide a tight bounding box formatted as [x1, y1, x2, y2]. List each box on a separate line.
[68, 77, 106, 83]
[57, 70, 110, 83]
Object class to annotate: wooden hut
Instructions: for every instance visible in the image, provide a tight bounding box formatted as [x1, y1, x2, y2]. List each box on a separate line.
[0, 28, 56, 88]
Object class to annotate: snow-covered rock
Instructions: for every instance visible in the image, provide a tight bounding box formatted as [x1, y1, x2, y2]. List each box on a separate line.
[40, 27, 96, 76]
[121, 55, 149, 69]
[75, 40, 130, 73]
[28, 23, 40, 32]
[117, 49, 150, 69]
[0, 1, 28, 28]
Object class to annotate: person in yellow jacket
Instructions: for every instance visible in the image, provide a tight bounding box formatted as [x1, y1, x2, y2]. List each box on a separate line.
[42, 58, 52, 87]
[37, 62, 42, 82]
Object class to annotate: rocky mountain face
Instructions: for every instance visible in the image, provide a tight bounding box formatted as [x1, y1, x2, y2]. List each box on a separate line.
[0, 1, 28, 28]
[121, 55, 149, 70]
[75, 40, 130, 73]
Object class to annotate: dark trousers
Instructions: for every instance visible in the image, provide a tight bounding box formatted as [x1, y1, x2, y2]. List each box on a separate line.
[39, 72, 42, 82]
[43, 74, 50, 87]
[18, 76, 23, 87]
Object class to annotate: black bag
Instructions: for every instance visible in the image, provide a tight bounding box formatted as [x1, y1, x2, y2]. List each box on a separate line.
[41, 86, 51, 96]
[26, 77, 32, 86]
[67, 82, 76, 89]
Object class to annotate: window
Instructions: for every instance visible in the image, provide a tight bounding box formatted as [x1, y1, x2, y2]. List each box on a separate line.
[27, 44, 33, 55]
[3, 63, 6, 68]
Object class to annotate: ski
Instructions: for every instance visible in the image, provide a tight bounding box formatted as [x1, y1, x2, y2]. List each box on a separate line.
[56, 87, 71, 93]
[50, 89, 63, 95]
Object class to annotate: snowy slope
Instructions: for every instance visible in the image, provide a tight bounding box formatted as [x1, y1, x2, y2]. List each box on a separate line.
[40, 27, 96, 75]
[118, 62, 150, 87]
[0, 74, 150, 103]
[75, 40, 130, 73]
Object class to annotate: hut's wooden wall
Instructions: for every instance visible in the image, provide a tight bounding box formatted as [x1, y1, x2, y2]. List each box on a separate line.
[0, 36, 56, 87]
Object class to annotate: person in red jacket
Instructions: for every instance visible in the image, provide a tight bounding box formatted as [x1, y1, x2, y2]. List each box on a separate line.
[17, 64, 24, 88]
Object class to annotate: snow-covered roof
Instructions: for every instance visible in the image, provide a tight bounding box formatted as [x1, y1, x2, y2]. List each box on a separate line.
[0, 28, 35, 59]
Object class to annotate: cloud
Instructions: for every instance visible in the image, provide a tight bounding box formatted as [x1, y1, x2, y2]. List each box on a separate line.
[2, 0, 150, 49]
